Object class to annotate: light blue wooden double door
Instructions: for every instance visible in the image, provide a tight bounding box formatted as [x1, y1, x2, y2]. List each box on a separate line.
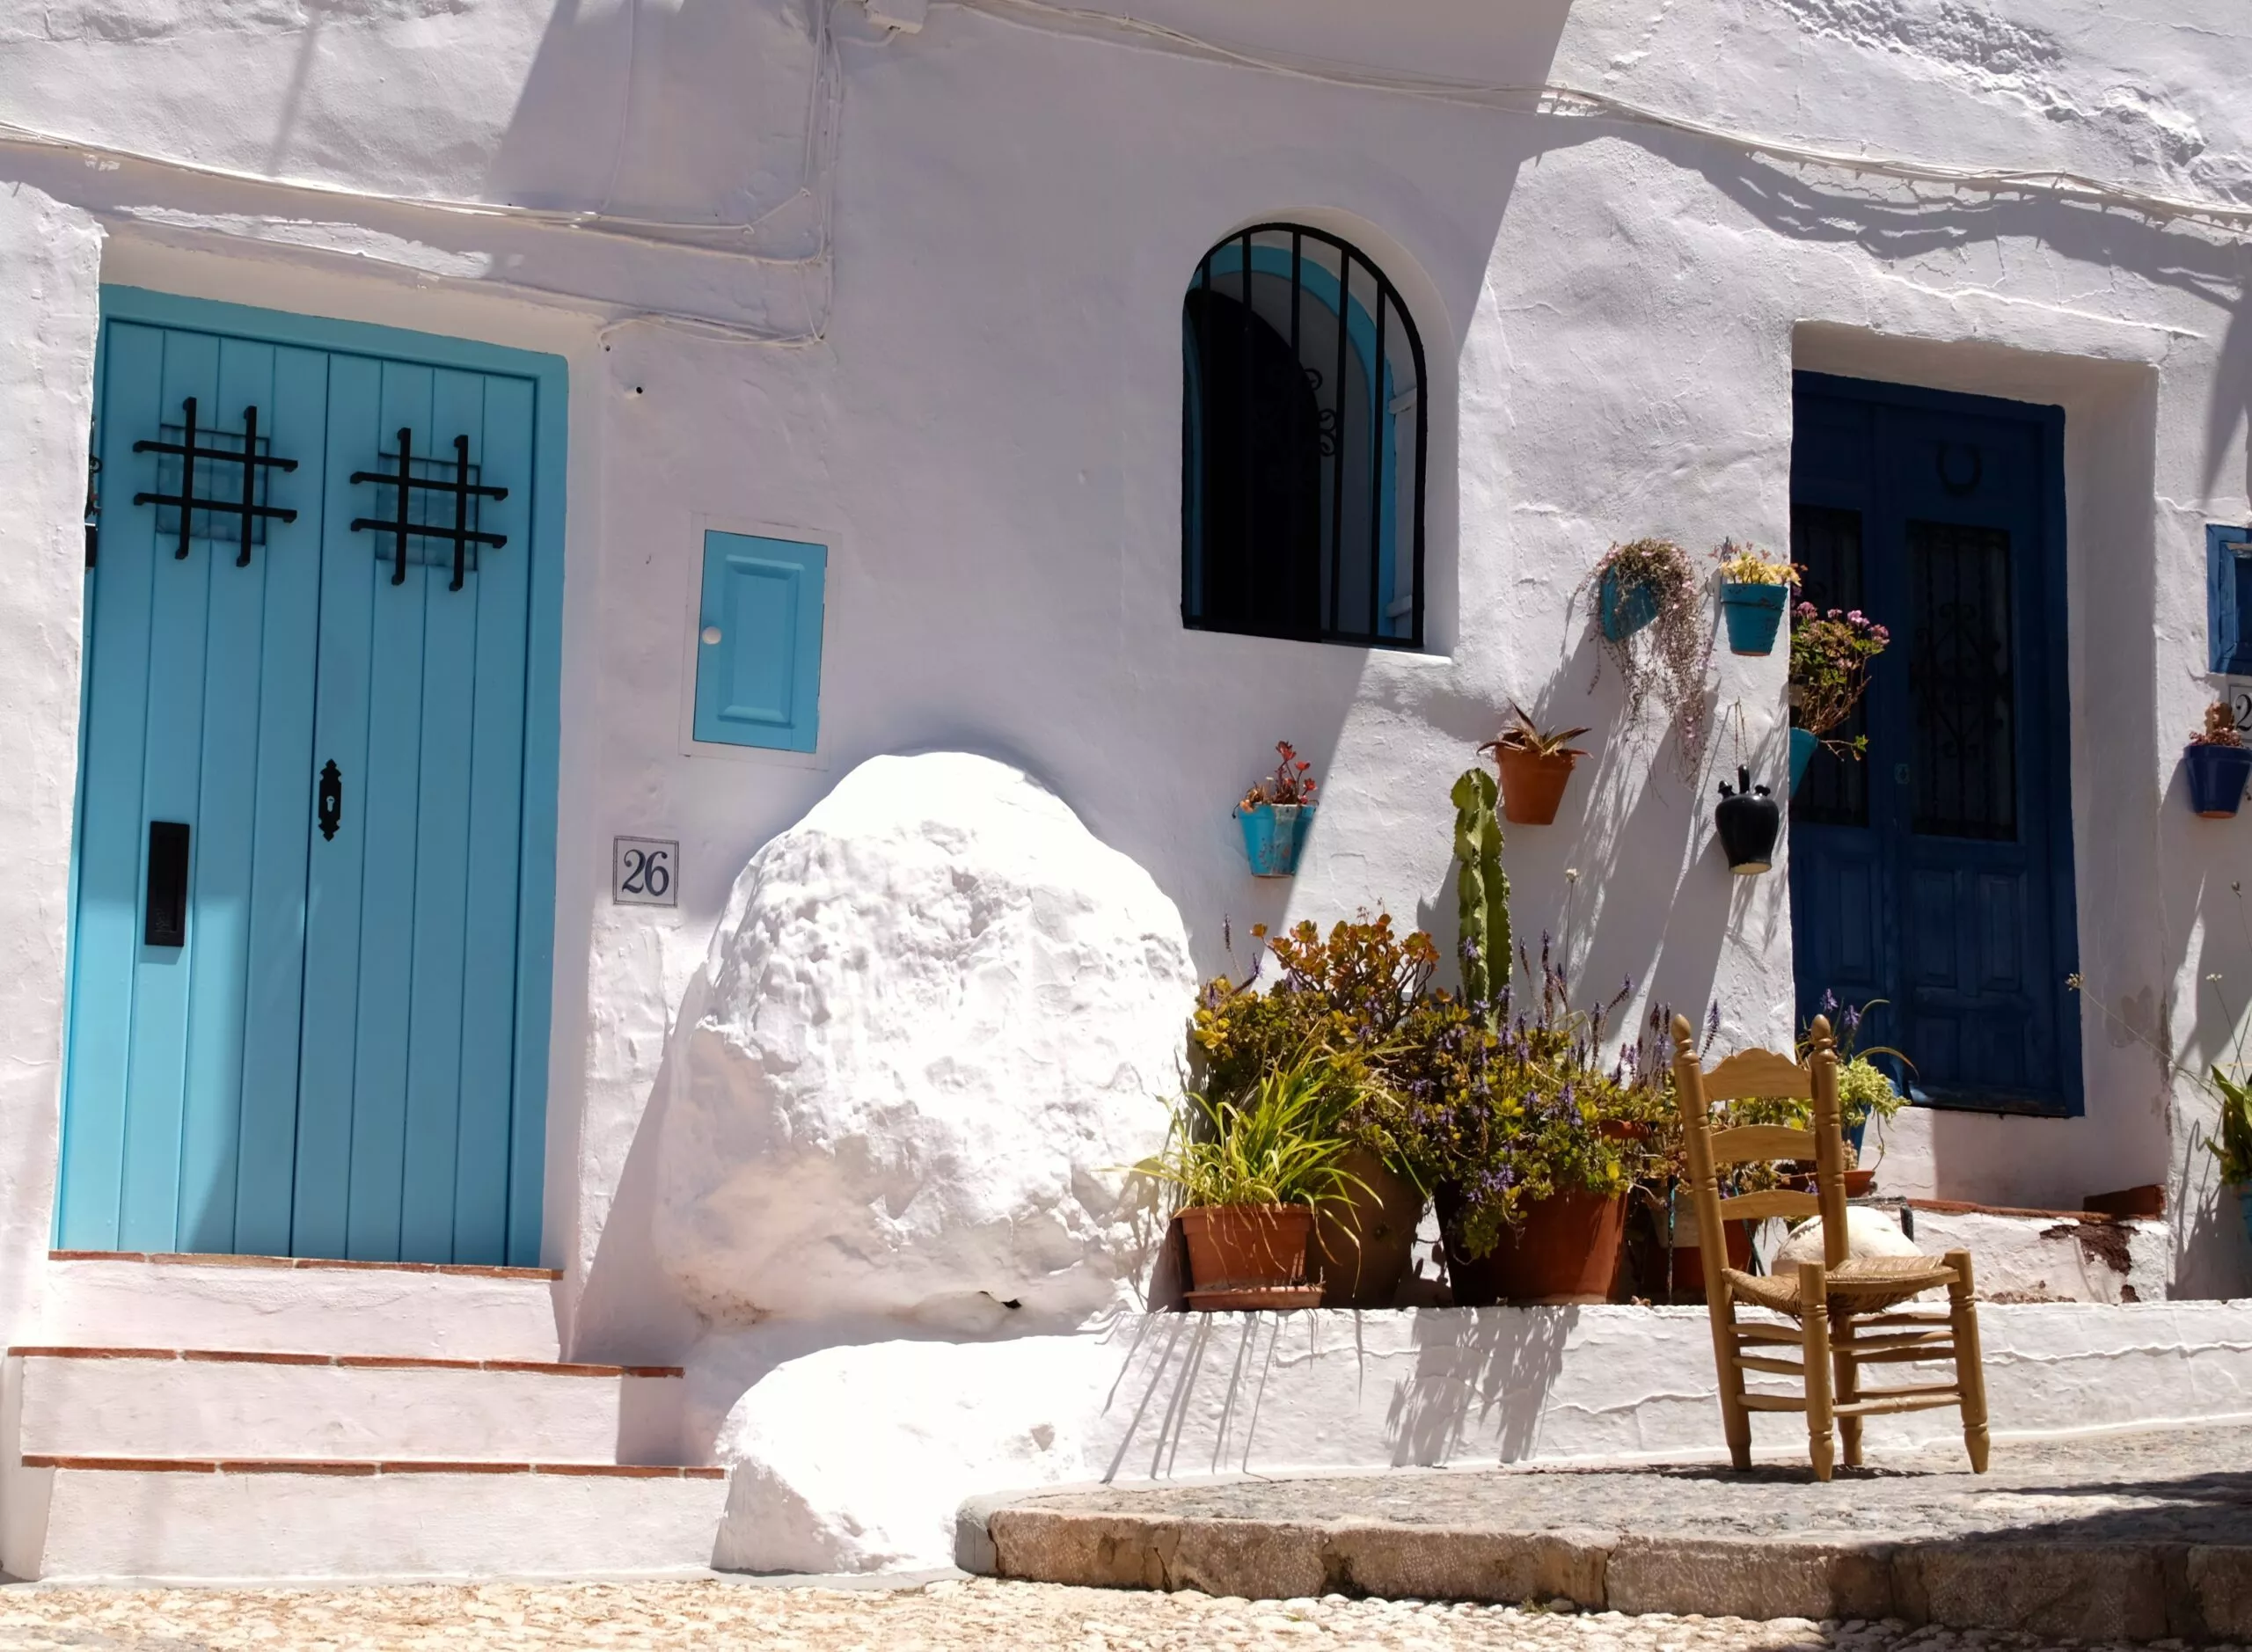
[62, 297, 559, 1264]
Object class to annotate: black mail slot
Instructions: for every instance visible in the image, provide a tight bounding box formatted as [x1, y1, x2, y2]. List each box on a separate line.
[145, 821, 189, 947]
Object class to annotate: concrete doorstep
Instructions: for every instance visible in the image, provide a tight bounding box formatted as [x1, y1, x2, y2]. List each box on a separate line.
[956, 1426, 2252, 1642]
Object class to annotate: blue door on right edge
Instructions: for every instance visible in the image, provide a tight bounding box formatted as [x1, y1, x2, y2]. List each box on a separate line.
[1788, 373, 2081, 1115]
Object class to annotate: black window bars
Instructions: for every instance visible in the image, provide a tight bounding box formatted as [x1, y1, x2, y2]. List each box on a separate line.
[1181, 223, 1428, 650]
[132, 396, 301, 567]
[351, 428, 509, 592]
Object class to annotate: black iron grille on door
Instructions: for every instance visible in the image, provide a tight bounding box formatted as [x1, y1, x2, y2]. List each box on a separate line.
[1182, 224, 1427, 649]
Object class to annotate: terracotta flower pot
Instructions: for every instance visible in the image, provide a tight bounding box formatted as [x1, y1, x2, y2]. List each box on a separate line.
[1437, 1186, 1628, 1306]
[1309, 1150, 1426, 1309]
[1670, 1219, 1754, 1302]
[1495, 746, 1580, 826]
[1178, 1203, 1315, 1293]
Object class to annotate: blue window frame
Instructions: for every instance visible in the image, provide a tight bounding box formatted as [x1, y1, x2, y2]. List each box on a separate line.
[1181, 224, 1427, 649]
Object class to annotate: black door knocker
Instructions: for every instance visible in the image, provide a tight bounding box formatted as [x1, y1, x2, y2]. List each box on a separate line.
[1935, 441, 1984, 499]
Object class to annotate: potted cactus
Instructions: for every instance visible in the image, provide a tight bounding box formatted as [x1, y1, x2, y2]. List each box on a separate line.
[2185, 702, 2252, 819]
[1715, 539, 1796, 656]
[1478, 704, 1591, 826]
[1235, 741, 1318, 875]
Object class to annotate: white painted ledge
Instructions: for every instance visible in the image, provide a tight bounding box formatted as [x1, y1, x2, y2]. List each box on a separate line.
[705, 1300, 2252, 1575]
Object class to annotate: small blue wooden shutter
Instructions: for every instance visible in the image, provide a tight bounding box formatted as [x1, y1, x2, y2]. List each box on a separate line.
[694, 530, 827, 752]
[2209, 523, 2252, 674]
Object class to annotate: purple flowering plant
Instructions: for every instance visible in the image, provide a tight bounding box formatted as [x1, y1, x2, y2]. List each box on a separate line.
[1788, 603, 1890, 753]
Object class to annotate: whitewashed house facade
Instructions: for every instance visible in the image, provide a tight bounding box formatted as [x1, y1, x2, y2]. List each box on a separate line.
[1, 0, 2250, 1581]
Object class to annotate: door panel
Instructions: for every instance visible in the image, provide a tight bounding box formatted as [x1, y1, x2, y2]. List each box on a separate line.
[62, 325, 331, 1254]
[1789, 374, 2080, 1115]
[454, 371, 535, 1265]
[65, 306, 549, 1262]
[291, 351, 380, 1261]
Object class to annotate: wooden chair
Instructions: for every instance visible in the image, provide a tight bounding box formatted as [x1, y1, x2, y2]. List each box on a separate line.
[1670, 1012, 1989, 1480]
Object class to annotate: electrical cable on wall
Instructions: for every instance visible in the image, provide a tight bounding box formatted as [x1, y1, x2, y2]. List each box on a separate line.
[0, 0, 845, 346]
[949, 0, 2252, 237]
[3, 0, 2248, 347]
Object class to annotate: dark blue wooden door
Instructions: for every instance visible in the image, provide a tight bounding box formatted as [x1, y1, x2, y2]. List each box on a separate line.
[1789, 373, 2080, 1114]
[62, 310, 548, 1261]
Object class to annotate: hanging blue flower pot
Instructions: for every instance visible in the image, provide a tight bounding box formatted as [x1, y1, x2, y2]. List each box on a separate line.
[1788, 727, 1818, 793]
[2184, 742, 2252, 818]
[2236, 1186, 2252, 1253]
[1719, 581, 1789, 655]
[1598, 569, 1660, 642]
[1237, 802, 1312, 877]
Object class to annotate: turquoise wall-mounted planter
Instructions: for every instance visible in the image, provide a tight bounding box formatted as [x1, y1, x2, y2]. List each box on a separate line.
[1788, 727, 1818, 793]
[1598, 569, 1659, 642]
[1719, 581, 1789, 655]
[1238, 803, 1312, 877]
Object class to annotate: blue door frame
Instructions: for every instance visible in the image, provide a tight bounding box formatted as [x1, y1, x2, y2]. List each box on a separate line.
[1788, 371, 2081, 1115]
[62, 288, 567, 1265]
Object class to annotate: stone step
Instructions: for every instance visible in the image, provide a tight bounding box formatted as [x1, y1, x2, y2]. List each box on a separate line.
[2, 1458, 729, 1581]
[11, 1348, 687, 1466]
[40, 1251, 564, 1360]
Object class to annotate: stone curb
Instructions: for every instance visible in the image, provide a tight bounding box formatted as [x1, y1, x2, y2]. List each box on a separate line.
[958, 1503, 2252, 1642]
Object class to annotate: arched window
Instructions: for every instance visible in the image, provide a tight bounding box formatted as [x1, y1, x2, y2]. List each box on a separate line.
[1182, 224, 1427, 649]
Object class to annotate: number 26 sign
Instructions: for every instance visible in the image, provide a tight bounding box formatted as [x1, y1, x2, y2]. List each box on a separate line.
[613, 837, 679, 908]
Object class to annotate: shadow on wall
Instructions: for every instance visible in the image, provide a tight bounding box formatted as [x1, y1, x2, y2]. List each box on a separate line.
[1089, 1305, 1574, 1483]
[1408, 618, 1748, 1044]
[483, 0, 823, 236]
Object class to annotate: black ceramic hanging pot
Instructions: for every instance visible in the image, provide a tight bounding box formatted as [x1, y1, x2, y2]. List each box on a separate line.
[1715, 765, 1780, 875]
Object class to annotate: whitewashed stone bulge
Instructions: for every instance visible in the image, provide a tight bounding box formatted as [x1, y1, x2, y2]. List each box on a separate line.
[654, 753, 1195, 1329]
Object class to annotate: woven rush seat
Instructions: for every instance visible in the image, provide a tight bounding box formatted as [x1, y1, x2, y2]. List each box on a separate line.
[1724, 1254, 1956, 1318]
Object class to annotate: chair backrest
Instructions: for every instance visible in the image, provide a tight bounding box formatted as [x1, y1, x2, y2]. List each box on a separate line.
[1670, 1014, 1849, 1300]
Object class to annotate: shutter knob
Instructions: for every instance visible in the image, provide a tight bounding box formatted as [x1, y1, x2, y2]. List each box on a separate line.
[701, 625, 722, 645]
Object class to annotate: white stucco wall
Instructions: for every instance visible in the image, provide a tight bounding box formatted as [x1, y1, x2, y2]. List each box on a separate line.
[0, 185, 103, 1361]
[4, 0, 2252, 1375]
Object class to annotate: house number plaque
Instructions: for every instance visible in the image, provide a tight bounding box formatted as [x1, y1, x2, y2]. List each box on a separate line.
[613, 837, 679, 908]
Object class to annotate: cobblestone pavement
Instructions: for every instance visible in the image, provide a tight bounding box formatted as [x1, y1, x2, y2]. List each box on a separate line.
[1012, 1426, 2252, 1548]
[0, 1576, 2230, 1650]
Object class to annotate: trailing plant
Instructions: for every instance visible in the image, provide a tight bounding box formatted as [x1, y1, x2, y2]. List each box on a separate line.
[1134, 1049, 1369, 1211]
[1583, 537, 1713, 780]
[1714, 538, 1795, 585]
[1239, 740, 1319, 810]
[1788, 603, 1890, 752]
[1451, 768, 1510, 1011]
[2191, 701, 2246, 749]
[1479, 703, 1591, 762]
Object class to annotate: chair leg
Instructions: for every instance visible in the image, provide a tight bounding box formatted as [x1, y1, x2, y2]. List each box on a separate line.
[1832, 1312, 1862, 1468]
[1710, 1293, 1754, 1470]
[1945, 1248, 1990, 1473]
[1799, 1261, 1834, 1481]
